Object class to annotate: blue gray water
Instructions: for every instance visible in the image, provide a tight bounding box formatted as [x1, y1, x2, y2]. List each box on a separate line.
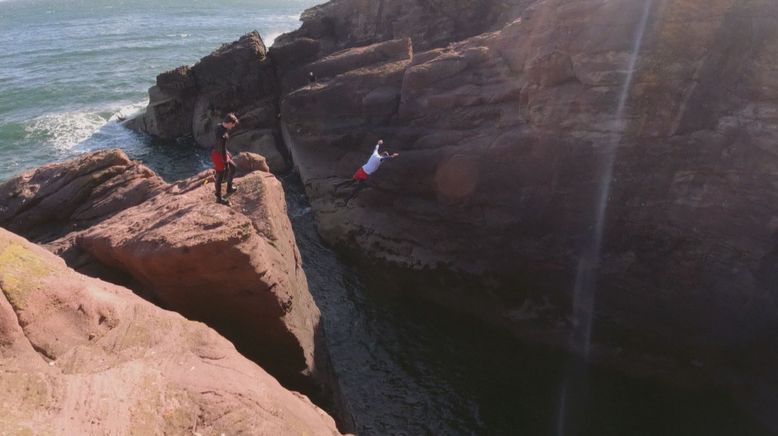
[0, 0, 315, 179]
[0, 0, 770, 435]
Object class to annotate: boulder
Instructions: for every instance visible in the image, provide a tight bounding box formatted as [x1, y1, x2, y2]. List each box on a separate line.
[0, 149, 164, 243]
[228, 128, 289, 173]
[0, 228, 342, 435]
[271, 0, 533, 69]
[126, 31, 290, 172]
[123, 65, 197, 138]
[74, 159, 321, 392]
[0, 150, 331, 402]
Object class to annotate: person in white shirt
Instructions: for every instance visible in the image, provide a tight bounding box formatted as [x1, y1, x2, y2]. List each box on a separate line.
[339, 139, 399, 204]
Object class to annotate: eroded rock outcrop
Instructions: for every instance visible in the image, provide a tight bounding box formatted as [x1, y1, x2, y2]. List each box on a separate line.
[0, 150, 331, 402]
[74, 155, 322, 393]
[0, 228, 342, 435]
[125, 31, 288, 173]
[0, 149, 164, 243]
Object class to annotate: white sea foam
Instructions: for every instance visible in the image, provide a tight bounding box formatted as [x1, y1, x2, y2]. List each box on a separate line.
[25, 111, 108, 150]
[109, 99, 148, 122]
[265, 31, 284, 47]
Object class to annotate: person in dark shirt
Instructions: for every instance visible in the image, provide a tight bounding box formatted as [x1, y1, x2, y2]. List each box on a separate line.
[210, 113, 239, 205]
[308, 71, 317, 84]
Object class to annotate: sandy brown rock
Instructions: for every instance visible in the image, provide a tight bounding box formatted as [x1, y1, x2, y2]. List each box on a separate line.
[0, 150, 331, 405]
[272, 0, 532, 67]
[72, 159, 321, 392]
[0, 149, 164, 243]
[0, 228, 342, 436]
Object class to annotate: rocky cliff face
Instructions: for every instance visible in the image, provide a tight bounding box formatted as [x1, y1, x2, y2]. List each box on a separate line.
[0, 150, 333, 402]
[280, 0, 778, 388]
[0, 228, 342, 435]
[126, 0, 778, 424]
[125, 32, 288, 172]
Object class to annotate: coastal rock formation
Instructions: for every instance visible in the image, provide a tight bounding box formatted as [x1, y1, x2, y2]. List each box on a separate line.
[0, 149, 164, 243]
[280, 0, 778, 387]
[75, 155, 322, 392]
[127, 0, 778, 425]
[125, 31, 289, 173]
[271, 0, 532, 63]
[0, 150, 329, 399]
[0, 228, 342, 435]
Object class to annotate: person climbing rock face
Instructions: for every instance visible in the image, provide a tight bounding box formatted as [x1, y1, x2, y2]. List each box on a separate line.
[340, 139, 399, 205]
[211, 112, 239, 205]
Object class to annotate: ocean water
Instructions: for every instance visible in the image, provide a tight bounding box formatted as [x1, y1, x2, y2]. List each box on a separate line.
[0, 0, 316, 180]
[0, 1, 772, 435]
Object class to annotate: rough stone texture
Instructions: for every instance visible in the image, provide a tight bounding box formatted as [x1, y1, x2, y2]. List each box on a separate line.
[279, 0, 778, 420]
[0, 149, 165, 243]
[229, 128, 289, 172]
[278, 37, 412, 93]
[74, 161, 321, 393]
[124, 65, 197, 139]
[0, 150, 330, 402]
[0, 228, 343, 436]
[271, 0, 533, 68]
[125, 31, 290, 173]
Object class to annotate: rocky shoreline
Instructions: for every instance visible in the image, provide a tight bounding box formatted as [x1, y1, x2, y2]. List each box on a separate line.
[2, 0, 778, 432]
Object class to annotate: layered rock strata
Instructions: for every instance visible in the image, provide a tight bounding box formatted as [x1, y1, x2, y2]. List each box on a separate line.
[0, 228, 342, 435]
[0, 150, 329, 398]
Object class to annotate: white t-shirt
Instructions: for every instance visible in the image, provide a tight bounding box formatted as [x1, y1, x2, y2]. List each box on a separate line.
[361, 144, 386, 175]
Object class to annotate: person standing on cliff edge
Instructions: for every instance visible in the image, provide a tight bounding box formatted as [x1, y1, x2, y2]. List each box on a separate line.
[211, 113, 239, 205]
[338, 139, 399, 205]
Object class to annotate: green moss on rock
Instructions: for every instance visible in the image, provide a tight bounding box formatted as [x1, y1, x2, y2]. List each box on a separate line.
[0, 241, 55, 310]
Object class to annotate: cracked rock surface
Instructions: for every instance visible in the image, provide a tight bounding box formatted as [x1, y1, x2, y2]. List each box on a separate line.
[0, 228, 342, 436]
[0, 149, 328, 399]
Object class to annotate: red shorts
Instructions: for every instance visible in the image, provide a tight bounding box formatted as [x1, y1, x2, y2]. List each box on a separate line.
[210, 150, 232, 172]
[352, 167, 369, 181]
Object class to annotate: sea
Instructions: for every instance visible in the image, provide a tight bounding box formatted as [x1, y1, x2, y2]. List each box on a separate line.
[0, 0, 317, 180]
[0, 1, 770, 435]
